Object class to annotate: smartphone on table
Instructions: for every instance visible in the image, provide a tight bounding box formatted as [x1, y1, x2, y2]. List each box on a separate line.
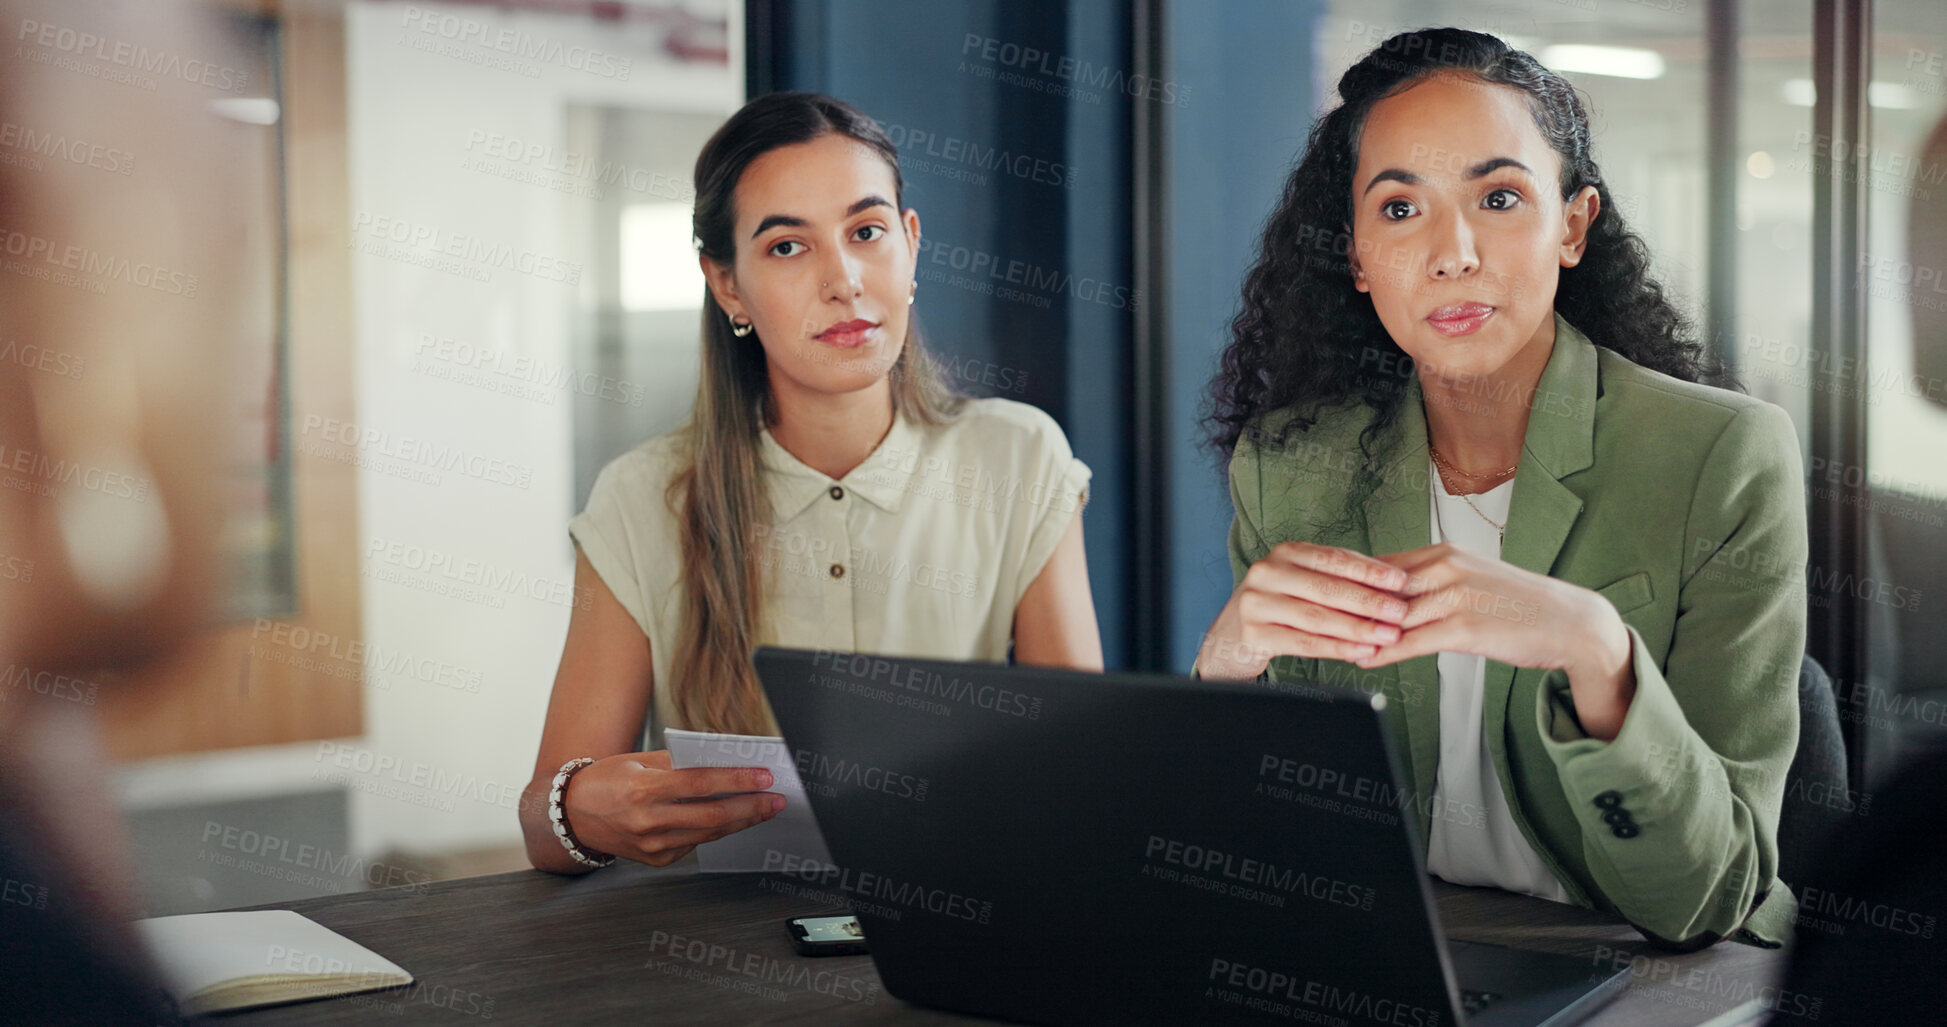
[785, 913, 867, 956]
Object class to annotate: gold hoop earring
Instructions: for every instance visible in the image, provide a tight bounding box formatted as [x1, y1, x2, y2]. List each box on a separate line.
[730, 317, 754, 338]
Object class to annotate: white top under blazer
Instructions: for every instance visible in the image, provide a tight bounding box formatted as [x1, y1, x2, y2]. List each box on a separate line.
[1425, 461, 1573, 904]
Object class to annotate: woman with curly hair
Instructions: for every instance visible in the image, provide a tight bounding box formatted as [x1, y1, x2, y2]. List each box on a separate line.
[1197, 28, 1805, 951]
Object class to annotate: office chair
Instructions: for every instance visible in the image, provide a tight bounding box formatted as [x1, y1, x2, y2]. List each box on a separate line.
[1776, 739, 1947, 1021]
[1776, 653, 1847, 889]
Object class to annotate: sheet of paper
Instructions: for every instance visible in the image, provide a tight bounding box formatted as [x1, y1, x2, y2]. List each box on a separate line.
[663, 729, 834, 873]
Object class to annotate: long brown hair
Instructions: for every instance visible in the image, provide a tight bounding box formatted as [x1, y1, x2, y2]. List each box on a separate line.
[673, 92, 964, 733]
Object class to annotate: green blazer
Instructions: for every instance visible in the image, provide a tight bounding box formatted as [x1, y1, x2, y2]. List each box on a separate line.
[1223, 313, 1806, 949]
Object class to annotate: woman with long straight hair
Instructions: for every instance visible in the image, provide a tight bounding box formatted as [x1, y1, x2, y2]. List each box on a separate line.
[520, 92, 1102, 873]
[1197, 29, 1805, 950]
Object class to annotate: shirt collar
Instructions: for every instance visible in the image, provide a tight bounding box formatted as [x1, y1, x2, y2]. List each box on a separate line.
[758, 407, 922, 520]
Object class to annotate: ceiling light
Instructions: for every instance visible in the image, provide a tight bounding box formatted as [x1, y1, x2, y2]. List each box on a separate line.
[208, 98, 280, 125]
[1539, 45, 1665, 80]
[1782, 79, 1922, 109]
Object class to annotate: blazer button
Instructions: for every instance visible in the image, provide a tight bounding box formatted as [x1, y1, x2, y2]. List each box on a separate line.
[1602, 809, 1633, 827]
[1594, 790, 1623, 810]
[1611, 823, 1640, 839]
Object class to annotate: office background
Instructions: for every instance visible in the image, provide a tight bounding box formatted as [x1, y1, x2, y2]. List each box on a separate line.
[80, 0, 1946, 916]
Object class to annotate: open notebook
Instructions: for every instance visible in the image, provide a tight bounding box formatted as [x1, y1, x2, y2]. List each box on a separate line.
[133, 909, 412, 1015]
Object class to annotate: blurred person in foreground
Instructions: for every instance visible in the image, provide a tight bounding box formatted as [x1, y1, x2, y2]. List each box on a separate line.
[1775, 86, 1947, 1023]
[0, 0, 251, 1022]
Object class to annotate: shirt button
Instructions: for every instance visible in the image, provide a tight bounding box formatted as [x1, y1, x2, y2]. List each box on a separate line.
[829, 486, 844, 500]
[1611, 823, 1639, 839]
[1593, 790, 1624, 809]
[1602, 809, 1633, 827]
[829, 564, 845, 579]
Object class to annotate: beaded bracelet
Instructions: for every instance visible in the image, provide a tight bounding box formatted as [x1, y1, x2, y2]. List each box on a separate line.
[548, 757, 616, 868]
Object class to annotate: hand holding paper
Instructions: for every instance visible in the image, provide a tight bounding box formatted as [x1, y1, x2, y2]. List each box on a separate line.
[550, 749, 786, 867]
[664, 729, 835, 872]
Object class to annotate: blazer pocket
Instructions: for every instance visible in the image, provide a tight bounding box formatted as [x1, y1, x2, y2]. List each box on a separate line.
[1596, 572, 1655, 616]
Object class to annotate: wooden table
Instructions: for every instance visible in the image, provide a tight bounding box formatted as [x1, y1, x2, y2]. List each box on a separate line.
[220, 860, 1786, 1025]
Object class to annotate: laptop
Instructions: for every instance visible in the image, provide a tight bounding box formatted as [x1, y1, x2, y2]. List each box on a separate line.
[754, 646, 1629, 1026]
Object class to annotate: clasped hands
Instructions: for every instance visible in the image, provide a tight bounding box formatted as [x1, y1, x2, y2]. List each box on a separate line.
[1198, 541, 1635, 740]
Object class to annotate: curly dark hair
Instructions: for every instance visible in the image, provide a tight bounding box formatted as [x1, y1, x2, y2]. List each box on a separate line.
[1207, 28, 1734, 468]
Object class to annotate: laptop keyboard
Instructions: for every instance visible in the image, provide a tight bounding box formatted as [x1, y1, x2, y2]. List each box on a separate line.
[1460, 990, 1503, 1015]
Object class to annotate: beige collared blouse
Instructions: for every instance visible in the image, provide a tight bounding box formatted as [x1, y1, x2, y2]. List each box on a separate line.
[569, 397, 1091, 750]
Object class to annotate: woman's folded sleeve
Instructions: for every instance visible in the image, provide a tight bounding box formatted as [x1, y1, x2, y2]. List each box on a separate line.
[1536, 402, 1808, 949]
[567, 458, 656, 640]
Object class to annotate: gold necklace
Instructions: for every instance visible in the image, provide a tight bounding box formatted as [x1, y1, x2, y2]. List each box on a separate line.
[1455, 491, 1507, 542]
[1428, 443, 1518, 481]
[1429, 450, 1511, 542]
